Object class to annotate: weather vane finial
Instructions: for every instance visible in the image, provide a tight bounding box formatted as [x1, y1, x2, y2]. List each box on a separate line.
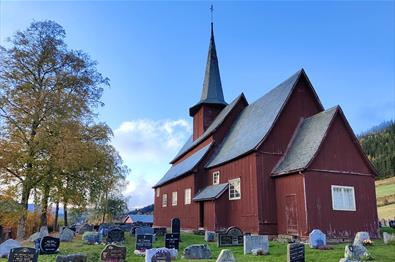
[210, 4, 214, 24]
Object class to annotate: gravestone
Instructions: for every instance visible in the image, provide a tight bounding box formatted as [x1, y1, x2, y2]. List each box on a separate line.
[82, 231, 101, 244]
[183, 244, 212, 259]
[171, 218, 180, 234]
[353, 232, 370, 246]
[383, 232, 395, 244]
[135, 234, 153, 252]
[287, 243, 305, 262]
[0, 239, 21, 258]
[344, 244, 370, 261]
[99, 224, 110, 237]
[100, 244, 126, 262]
[153, 228, 167, 237]
[165, 233, 180, 250]
[205, 231, 216, 242]
[243, 235, 269, 255]
[145, 248, 178, 262]
[59, 228, 75, 242]
[78, 224, 93, 234]
[119, 224, 132, 232]
[217, 227, 243, 247]
[309, 229, 326, 249]
[107, 228, 125, 243]
[8, 247, 38, 262]
[28, 228, 48, 243]
[56, 254, 87, 262]
[135, 227, 154, 236]
[40, 236, 60, 254]
[216, 249, 236, 262]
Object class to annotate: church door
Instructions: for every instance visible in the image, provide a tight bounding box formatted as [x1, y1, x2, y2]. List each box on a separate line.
[285, 194, 298, 235]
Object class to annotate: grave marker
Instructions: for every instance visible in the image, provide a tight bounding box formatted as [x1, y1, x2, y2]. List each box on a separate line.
[165, 234, 180, 250]
[243, 235, 268, 255]
[40, 236, 59, 254]
[171, 218, 180, 235]
[135, 234, 153, 252]
[107, 228, 125, 243]
[217, 227, 243, 247]
[8, 247, 38, 262]
[100, 244, 126, 262]
[287, 243, 305, 262]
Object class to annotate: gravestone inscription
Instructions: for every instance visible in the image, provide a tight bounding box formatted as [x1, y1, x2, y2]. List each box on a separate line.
[107, 228, 125, 243]
[135, 234, 153, 251]
[287, 243, 305, 262]
[40, 236, 60, 254]
[8, 247, 38, 262]
[146, 249, 172, 262]
[217, 227, 243, 247]
[165, 234, 180, 250]
[100, 244, 126, 262]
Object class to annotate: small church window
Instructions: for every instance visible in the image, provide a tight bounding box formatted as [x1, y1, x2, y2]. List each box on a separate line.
[331, 185, 356, 211]
[172, 191, 178, 206]
[229, 178, 241, 200]
[162, 194, 168, 207]
[185, 188, 191, 205]
[213, 171, 220, 185]
[156, 188, 160, 197]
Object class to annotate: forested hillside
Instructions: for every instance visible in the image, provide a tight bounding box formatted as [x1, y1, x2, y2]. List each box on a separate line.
[359, 121, 395, 179]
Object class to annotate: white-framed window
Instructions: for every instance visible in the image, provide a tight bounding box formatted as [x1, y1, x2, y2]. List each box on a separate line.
[162, 194, 168, 207]
[185, 188, 191, 205]
[156, 188, 160, 197]
[229, 178, 241, 200]
[331, 185, 356, 211]
[172, 191, 178, 206]
[213, 171, 220, 185]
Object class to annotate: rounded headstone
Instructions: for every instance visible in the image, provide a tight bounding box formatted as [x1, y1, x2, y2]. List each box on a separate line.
[0, 239, 21, 258]
[309, 229, 326, 248]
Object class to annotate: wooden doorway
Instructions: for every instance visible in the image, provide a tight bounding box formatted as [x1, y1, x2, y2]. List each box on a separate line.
[199, 202, 204, 227]
[285, 194, 298, 235]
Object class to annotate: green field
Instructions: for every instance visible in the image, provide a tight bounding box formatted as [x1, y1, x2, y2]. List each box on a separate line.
[376, 183, 395, 198]
[376, 177, 395, 219]
[1, 231, 394, 262]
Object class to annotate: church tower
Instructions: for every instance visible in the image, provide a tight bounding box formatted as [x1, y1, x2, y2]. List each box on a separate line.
[189, 23, 227, 141]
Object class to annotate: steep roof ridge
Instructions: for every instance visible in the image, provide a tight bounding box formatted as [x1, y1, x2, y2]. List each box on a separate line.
[171, 93, 247, 164]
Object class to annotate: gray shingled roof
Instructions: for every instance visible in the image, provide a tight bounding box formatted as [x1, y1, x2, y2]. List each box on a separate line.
[193, 183, 228, 201]
[273, 107, 338, 176]
[206, 70, 304, 168]
[154, 143, 212, 187]
[171, 94, 246, 163]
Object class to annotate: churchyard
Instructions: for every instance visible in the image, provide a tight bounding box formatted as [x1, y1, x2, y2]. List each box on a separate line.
[0, 223, 394, 261]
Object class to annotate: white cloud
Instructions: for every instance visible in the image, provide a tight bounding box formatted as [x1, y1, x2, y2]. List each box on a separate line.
[111, 118, 192, 210]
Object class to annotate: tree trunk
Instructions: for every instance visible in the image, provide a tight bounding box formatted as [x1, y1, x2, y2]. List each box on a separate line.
[101, 191, 108, 224]
[63, 202, 68, 227]
[40, 181, 51, 227]
[16, 184, 31, 240]
[54, 201, 59, 231]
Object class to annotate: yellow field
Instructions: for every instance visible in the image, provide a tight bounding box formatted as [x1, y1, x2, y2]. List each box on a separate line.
[376, 177, 395, 220]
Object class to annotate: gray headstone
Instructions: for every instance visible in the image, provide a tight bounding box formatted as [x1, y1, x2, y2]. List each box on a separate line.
[183, 244, 212, 259]
[56, 254, 87, 262]
[217, 227, 243, 247]
[145, 248, 178, 262]
[344, 244, 370, 261]
[216, 249, 236, 262]
[243, 235, 269, 255]
[383, 232, 395, 244]
[60, 228, 75, 242]
[353, 232, 370, 246]
[82, 231, 101, 245]
[135, 227, 154, 236]
[0, 240, 21, 258]
[309, 229, 326, 248]
[8, 247, 38, 262]
[204, 231, 216, 242]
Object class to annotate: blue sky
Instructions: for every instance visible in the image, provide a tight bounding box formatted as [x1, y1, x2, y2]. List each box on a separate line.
[1, 1, 394, 209]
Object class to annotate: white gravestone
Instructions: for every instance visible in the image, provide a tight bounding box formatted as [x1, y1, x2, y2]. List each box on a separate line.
[243, 235, 269, 255]
[309, 229, 326, 248]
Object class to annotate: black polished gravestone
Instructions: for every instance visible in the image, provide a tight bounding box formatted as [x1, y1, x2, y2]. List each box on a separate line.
[40, 236, 60, 254]
[217, 227, 243, 247]
[135, 234, 153, 251]
[100, 244, 126, 262]
[165, 233, 180, 250]
[287, 243, 305, 262]
[8, 247, 39, 262]
[106, 228, 125, 243]
[171, 218, 180, 234]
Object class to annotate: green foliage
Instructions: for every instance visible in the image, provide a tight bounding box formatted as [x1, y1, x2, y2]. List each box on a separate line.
[359, 121, 395, 179]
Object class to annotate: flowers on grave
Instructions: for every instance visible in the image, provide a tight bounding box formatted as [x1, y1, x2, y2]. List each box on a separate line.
[362, 239, 374, 246]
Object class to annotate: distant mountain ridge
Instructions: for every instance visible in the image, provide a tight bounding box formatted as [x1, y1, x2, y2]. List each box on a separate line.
[359, 120, 395, 179]
[130, 204, 154, 215]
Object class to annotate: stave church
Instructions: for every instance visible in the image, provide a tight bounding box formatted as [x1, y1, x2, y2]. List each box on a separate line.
[153, 23, 379, 239]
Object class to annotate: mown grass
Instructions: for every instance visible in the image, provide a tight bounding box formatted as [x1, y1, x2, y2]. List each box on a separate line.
[1, 231, 394, 262]
[376, 183, 395, 198]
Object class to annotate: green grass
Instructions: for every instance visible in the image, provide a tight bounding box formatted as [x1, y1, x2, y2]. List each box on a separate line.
[1, 232, 394, 262]
[376, 183, 395, 198]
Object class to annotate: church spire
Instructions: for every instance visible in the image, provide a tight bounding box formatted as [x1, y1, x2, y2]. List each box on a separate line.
[189, 20, 227, 116]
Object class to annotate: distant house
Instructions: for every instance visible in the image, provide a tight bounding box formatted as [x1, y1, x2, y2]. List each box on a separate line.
[152, 22, 379, 239]
[124, 214, 153, 225]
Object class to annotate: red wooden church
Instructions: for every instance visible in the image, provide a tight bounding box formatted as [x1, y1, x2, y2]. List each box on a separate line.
[153, 24, 379, 239]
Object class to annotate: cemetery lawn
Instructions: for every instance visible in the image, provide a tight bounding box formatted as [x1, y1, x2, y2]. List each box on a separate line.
[1, 230, 395, 262]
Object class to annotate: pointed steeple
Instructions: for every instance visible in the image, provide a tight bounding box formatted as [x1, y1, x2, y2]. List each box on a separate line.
[190, 22, 227, 116]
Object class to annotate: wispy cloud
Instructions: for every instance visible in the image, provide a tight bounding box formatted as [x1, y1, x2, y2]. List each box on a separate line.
[112, 118, 191, 209]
